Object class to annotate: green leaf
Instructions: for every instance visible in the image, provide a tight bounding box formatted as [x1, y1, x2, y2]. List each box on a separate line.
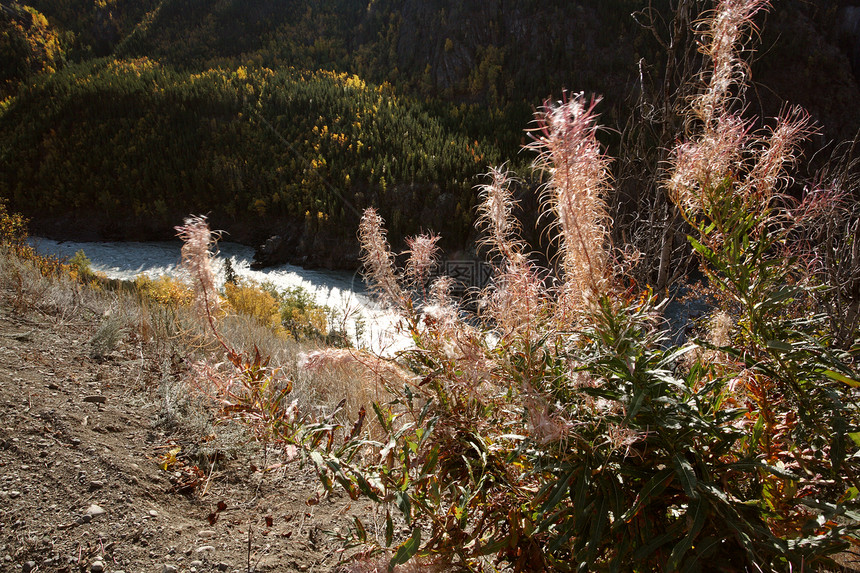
[354, 516, 367, 542]
[765, 340, 793, 353]
[384, 510, 394, 547]
[688, 237, 712, 258]
[823, 370, 860, 388]
[750, 415, 765, 452]
[372, 402, 390, 432]
[673, 454, 699, 500]
[417, 400, 433, 425]
[324, 457, 352, 489]
[541, 468, 577, 514]
[726, 459, 799, 481]
[352, 470, 382, 502]
[681, 536, 722, 572]
[479, 534, 515, 556]
[309, 451, 332, 490]
[499, 434, 528, 441]
[309, 450, 325, 471]
[627, 388, 647, 419]
[620, 468, 674, 522]
[658, 345, 698, 369]
[586, 494, 609, 562]
[631, 526, 681, 561]
[765, 286, 799, 304]
[667, 498, 706, 570]
[547, 517, 578, 554]
[571, 468, 590, 524]
[389, 527, 421, 570]
[395, 490, 412, 523]
[419, 446, 439, 478]
[832, 415, 847, 475]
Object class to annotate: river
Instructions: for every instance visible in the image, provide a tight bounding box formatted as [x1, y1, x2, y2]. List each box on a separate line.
[29, 237, 404, 353]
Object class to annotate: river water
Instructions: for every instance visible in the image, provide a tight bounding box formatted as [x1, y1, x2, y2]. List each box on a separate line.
[30, 237, 404, 352]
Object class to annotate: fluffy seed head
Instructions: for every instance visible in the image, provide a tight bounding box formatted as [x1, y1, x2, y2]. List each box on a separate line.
[358, 208, 404, 308]
[667, 113, 749, 213]
[476, 166, 524, 264]
[744, 105, 814, 203]
[404, 232, 440, 288]
[527, 92, 612, 308]
[669, 1, 814, 225]
[175, 215, 220, 319]
[483, 260, 546, 338]
[694, 0, 770, 126]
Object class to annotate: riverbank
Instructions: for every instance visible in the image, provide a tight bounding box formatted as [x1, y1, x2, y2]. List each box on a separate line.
[27, 236, 412, 356]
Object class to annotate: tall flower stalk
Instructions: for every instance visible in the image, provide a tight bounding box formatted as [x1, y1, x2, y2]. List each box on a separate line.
[527, 94, 613, 318]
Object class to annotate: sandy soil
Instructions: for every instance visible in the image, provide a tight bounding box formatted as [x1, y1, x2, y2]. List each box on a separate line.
[0, 298, 378, 573]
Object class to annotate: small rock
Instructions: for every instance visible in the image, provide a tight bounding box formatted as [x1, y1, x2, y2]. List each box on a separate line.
[22, 561, 36, 573]
[197, 530, 216, 538]
[216, 564, 229, 572]
[85, 504, 106, 518]
[83, 395, 107, 405]
[90, 559, 105, 573]
[8, 490, 20, 499]
[190, 560, 203, 568]
[149, 509, 158, 517]
[88, 481, 104, 492]
[77, 514, 92, 525]
[162, 566, 178, 573]
[196, 545, 216, 553]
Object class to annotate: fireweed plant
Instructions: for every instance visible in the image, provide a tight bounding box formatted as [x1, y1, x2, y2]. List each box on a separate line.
[179, 1, 860, 571]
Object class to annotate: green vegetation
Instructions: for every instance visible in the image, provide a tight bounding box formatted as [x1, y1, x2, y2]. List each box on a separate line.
[0, 3, 64, 95]
[0, 59, 500, 245]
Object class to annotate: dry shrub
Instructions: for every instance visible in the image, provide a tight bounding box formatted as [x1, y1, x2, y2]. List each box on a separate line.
[223, 279, 283, 333]
[134, 275, 193, 307]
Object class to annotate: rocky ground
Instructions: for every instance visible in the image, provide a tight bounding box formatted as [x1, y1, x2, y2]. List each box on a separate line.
[0, 294, 379, 573]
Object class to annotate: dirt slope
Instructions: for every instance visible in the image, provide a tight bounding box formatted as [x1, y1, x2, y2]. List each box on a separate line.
[0, 298, 374, 573]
